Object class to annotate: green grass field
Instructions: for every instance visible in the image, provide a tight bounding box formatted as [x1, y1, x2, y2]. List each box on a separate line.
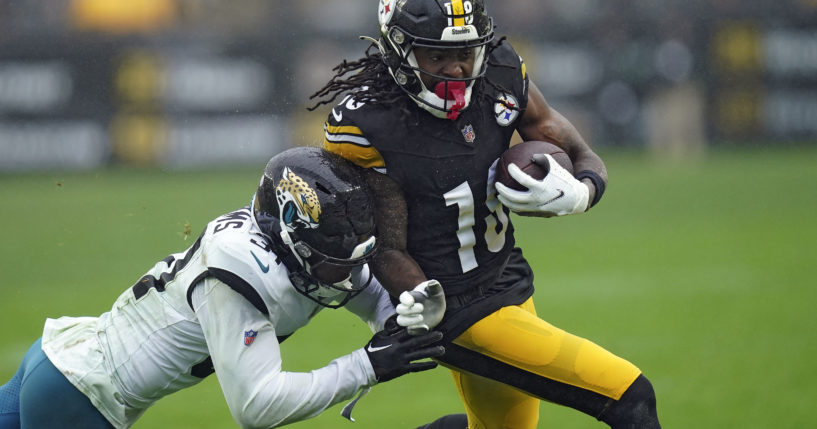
[2, 146, 816, 428]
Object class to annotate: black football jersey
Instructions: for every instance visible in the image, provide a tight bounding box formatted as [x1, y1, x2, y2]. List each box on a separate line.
[324, 42, 529, 294]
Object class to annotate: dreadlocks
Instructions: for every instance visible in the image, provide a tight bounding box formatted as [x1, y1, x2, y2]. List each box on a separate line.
[307, 44, 403, 112]
[308, 36, 521, 116]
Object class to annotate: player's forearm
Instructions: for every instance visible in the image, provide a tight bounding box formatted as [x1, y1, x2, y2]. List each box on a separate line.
[519, 82, 608, 186]
[531, 106, 608, 208]
[540, 110, 607, 181]
[572, 149, 606, 209]
[568, 141, 607, 210]
[570, 146, 607, 186]
[371, 248, 427, 296]
[232, 350, 375, 428]
[364, 169, 428, 296]
[196, 283, 375, 428]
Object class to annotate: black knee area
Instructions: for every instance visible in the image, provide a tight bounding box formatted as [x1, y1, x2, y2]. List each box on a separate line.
[415, 413, 468, 429]
[598, 374, 661, 429]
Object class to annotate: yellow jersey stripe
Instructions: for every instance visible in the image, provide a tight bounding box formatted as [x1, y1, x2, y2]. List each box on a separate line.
[325, 123, 364, 137]
[451, 0, 465, 27]
[324, 122, 372, 147]
[323, 140, 386, 169]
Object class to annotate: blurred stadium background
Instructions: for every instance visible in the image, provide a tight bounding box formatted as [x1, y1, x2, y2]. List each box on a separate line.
[2, 1, 817, 428]
[2, 0, 816, 171]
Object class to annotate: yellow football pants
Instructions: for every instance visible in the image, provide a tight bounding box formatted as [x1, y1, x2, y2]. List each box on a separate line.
[446, 298, 642, 429]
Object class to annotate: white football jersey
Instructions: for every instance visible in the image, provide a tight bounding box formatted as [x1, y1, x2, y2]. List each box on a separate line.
[41, 206, 395, 428]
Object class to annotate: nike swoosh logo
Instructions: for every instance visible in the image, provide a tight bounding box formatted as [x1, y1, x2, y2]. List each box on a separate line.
[541, 190, 565, 206]
[366, 343, 392, 353]
[251, 251, 270, 273]
[332, 108, 343, 122]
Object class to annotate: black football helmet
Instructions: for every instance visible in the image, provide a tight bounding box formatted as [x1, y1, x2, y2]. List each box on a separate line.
[252, 147, 377, 308]
[376, 0, 494, 119]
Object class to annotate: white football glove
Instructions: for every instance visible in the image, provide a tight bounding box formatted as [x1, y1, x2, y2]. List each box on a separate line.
[396, 280, 446, 336]
[495, 154, 589, 217]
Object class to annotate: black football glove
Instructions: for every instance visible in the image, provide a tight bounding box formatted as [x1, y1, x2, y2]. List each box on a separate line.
[365, 315, 445, 383]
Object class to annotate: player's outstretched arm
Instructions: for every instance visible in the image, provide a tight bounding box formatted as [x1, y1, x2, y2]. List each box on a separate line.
[194, 280, 439, 428]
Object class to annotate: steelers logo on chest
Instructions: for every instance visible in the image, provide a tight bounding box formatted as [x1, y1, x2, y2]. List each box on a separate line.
[494, 93, 520, 127]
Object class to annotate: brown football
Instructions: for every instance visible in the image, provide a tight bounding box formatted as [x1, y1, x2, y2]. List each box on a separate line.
[495, 140, 573, 191]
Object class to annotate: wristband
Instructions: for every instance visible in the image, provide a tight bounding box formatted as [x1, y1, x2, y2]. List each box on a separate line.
[575, 170, 606, 208]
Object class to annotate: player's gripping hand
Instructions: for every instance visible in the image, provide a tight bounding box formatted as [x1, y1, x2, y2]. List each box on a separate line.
[365, 316, 444, 383]
[396, 280, 446, 335]
[496, 153, 589, 217]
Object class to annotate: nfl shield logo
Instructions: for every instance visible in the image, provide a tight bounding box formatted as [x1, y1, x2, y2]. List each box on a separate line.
[244, 329, 258, 346]
[461, 124, 476, 143]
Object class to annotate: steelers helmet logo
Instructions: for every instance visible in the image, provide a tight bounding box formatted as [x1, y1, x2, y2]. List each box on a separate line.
[494, 93, 520, 126]
[378, 0, 395, 29]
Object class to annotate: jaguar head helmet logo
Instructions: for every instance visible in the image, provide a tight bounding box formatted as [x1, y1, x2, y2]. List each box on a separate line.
[275, 167, 321, 230]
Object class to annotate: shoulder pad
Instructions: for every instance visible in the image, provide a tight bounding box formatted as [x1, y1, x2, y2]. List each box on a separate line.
[201, 227, 278, 315]
[486, 41, 529, 112]
[323, 97, 386, 169]
[490, 41, 524, 69]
